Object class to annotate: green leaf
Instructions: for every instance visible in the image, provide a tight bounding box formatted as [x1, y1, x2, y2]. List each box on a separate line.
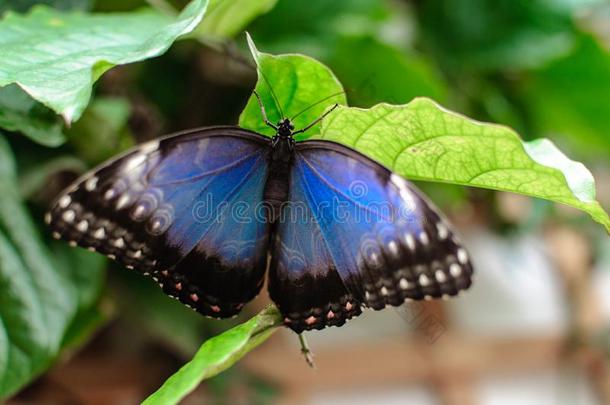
[326, 35, 447, 107]
[52, 243, 107, 351]
[239, 34, 347, 139]
[0, 137, 105, 398]
[315, 99, 610, 232]
[59, 304, 106, 352]
[0, 0, 208, 123]
[51, 244, 106, 314]
[247, 0, 396, 58]
[194, 0, 278, 40]
[0, 85, 64, 147]
[520, 34, 610, 158]
[246, 2, 449, 108]
[142, 306, 282, 405]
[0, 0, 94, 14]
[415, 0, 580, 72]
[66, 96, 133, 164]
[114, 270, 211, 356]
[17, 156, 87, 199]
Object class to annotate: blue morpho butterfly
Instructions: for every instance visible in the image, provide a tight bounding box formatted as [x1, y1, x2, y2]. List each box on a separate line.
[47, 91, 473, 333]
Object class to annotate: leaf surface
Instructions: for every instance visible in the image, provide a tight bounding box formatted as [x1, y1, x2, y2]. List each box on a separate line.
[143, 306, 281, 405]
[315, 99, 610, 231]
[0, 138, 105, 398]
[0, 0, 208, 122]
[239, 34, 347, 139]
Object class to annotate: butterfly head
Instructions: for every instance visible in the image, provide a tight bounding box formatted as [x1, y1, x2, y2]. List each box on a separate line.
[254, 90, 340, 140]
[276, 118, 295, 138]
[271, 119, 296, 162]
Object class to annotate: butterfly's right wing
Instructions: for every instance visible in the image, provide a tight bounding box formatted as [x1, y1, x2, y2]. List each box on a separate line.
[269, 140, 473, 333]
[47, 127, 272, 318]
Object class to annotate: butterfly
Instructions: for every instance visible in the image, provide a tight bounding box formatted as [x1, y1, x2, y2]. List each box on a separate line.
[46, 92, 473, 333]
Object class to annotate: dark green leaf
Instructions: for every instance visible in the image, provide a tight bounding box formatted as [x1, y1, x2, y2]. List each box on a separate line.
[194, 0, 278, 40]
[51, 243, 106, 313]
[0, 137, 73, 396]
[113, 269, 212, 356]
[66, 96, 133, 164]
[245, 1, 447, 109]
[0, 0, 93, 14]
[0, 85, 64, 147]
[59, 304, 106, 351]
[520, 34, 610, 158]
[0, 137, 105, 398]
[57, 246, 108, 352]
[415, 0, 583, 72]
[327, 35, 447, 107]
[247, 0, 395, 58]
[18, 156, 86, 199]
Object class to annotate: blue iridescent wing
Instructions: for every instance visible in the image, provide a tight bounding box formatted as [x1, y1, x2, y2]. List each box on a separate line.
[47, 127, 271, 318]
[269, 140, 473, 332]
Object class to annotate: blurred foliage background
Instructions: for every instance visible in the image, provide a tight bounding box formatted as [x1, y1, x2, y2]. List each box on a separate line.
[1, 0, 609, 403]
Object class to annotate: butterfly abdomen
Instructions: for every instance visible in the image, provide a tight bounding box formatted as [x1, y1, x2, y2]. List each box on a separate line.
[263, 169, 290, 223]
[263, 139, 294, 223]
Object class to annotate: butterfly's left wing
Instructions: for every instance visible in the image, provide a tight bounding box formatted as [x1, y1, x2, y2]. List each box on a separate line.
[47, 127, 272, 318]
[269, 140, 473, 332]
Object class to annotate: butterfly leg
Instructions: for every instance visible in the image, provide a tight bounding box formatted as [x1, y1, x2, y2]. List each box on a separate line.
[298, 333, 316, 368]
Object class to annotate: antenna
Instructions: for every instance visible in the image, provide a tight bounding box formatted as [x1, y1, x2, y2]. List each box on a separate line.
[290, 91, 346, 121]
[257, 70, 284, 119]
[292, 104, 340, 135]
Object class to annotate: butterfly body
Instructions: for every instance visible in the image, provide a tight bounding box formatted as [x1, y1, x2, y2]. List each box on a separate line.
[48, 115, 473, 333]
[263, 124, 295, 223]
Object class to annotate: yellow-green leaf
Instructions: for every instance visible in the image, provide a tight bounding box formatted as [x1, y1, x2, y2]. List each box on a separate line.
[315, 99, 610, 232]
[143, 306, 282, 405]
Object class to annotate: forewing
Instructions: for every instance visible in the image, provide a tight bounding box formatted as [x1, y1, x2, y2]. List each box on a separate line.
[269, 140, 473, 332]
[47, 127, 272, 318]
